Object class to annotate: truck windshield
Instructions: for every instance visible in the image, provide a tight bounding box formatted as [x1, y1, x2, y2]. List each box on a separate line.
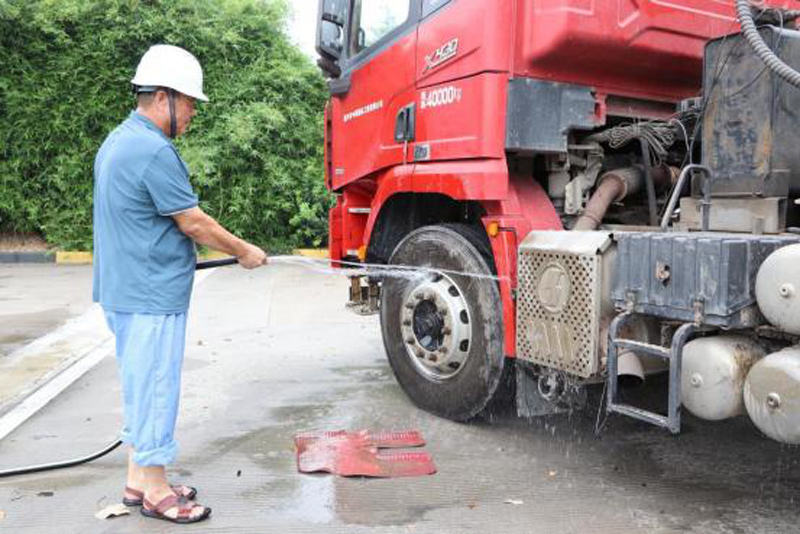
[350, 0, 410, 55]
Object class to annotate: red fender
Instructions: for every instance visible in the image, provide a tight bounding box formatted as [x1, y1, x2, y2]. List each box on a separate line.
[362, 159, 509, 246]
[482, 175, 562, 357]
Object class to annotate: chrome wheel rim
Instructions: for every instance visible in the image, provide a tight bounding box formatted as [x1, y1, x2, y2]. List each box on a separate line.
[400, 273, 472, 380]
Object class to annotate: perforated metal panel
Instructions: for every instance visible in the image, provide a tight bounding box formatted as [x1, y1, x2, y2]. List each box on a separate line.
[516, 232, 610, 379]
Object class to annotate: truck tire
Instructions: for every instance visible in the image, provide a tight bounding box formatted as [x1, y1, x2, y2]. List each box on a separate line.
[380, 224, 505, 421]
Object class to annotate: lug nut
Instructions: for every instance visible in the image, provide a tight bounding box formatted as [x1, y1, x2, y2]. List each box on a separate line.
[440, 347, 449, 355]
[428, 354, 438, 363]
[442, 327, 452, 336]
[415, 293, 425, 301]
[406, 337, 416, 345]
[402, 319, 412, 327]
[416, 350, 425, 359]
[405, 302, 415, 310]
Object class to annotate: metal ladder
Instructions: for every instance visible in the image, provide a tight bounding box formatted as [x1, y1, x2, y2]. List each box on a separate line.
[606, 312, 697, 434]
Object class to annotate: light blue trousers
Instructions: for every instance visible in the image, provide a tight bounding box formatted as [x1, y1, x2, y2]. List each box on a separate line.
[104, 310, 187, 467]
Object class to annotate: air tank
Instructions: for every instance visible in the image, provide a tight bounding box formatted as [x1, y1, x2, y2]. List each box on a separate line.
[756, 244, 800, 335]
[744, 347, 800, 445]
[681, 336, 765, 421]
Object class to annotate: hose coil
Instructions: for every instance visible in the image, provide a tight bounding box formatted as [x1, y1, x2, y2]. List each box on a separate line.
[736, 0, 800, 88]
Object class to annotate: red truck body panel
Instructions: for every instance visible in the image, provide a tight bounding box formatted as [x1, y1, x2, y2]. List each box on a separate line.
[513, 0, 789, 102]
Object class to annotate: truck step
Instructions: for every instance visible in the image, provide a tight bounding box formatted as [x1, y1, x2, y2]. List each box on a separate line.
[613, 339, 670, 359]
[607, 403, 674, 433]
[606, 314, 699, 435]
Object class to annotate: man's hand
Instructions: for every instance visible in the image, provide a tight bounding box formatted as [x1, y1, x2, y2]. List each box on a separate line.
[238, 243, 268, 269]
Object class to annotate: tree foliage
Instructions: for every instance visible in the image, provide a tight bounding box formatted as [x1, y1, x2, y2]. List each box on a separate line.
[0, 0, 330, 250]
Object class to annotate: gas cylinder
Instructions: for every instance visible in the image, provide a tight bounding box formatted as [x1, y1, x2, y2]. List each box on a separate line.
[744, 346, 800, 445]
[681, 336, 765, 421]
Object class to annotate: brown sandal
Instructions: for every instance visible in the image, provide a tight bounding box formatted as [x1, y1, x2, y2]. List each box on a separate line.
[141, 494, 211, 524]
[123, 485, 197, 507]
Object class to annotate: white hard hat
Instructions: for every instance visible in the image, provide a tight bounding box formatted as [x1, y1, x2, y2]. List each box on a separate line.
[131, 44, 209, 102]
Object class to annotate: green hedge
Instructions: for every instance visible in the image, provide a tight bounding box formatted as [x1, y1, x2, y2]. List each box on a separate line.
[0, 0, 330, 251]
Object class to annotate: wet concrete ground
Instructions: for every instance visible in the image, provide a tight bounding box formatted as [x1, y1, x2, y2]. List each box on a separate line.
[0, 264, 798, 533]
[0, 264, 93, 357]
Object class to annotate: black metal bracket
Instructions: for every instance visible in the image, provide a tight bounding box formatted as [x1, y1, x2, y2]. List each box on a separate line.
[328, 75, 352, 96]
[606, 312, 698, 434]
[346, 275, 380, 316]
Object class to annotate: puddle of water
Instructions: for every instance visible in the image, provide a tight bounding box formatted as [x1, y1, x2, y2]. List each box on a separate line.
[280, 474, 335, 524]
[0, 308, 72, 358]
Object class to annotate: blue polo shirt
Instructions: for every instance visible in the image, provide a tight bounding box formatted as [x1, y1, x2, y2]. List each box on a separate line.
[92, 112, 199, 314]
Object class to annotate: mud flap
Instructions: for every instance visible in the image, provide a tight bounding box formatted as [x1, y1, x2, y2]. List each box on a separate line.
[516, 364, 587, 418]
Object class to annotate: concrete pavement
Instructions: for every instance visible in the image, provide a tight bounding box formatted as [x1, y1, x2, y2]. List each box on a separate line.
[0, 264, 798, 533]
[0, 264, 94, 358]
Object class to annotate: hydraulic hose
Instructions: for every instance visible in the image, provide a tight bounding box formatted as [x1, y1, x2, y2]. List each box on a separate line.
[195, 257, 239, 270]
[640, 139, 660, 227]
[0, 257, 239, 479]
[737, 0, 800, 88]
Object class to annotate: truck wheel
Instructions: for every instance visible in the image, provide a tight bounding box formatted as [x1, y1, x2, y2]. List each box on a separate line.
[380, 224, 505, 421]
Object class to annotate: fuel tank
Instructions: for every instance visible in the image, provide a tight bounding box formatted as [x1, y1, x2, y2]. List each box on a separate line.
[514, 0, 794, 104]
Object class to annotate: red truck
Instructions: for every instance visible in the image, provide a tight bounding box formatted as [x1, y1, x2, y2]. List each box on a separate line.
[315, 0, 800, 445]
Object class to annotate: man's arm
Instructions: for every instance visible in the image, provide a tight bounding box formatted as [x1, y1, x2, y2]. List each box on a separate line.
[173, 207, 267, 269]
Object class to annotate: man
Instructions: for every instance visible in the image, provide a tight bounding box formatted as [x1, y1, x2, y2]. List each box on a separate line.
[93, 44, 267, 524]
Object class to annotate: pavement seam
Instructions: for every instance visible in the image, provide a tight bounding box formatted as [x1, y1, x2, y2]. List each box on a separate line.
[0, 338, 114, 441]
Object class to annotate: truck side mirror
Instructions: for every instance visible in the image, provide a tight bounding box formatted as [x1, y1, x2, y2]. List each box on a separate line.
[316, 0, 347, 75]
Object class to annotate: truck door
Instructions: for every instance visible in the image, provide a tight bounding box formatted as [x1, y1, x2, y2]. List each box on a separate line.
[414, 0, 510, 164]
[328, 0, 419, 190]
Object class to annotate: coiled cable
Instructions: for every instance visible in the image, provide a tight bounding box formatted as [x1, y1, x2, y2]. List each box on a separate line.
[737, 0, 800, 88]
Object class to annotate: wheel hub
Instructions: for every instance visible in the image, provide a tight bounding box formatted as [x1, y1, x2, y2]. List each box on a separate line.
[412, 300, 445, 351]
[401, 273, 472, 380]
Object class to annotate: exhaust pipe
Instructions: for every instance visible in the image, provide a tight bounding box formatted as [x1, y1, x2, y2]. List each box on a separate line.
[573, 167, 644, 231]
[573, 165, 676, 231]
[617, 349, 645, 388]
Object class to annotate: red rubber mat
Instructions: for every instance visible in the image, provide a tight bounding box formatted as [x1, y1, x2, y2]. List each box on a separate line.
[295, 430, 426, 449]
[295, 430, 436, 478]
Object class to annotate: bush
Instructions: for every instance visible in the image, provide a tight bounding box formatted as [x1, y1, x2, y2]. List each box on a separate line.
[0, 0, 330, 251]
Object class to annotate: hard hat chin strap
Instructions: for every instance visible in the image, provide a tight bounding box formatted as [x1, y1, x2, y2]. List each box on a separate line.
[134, 85, 178, 139]
[167, 88, 177, 139]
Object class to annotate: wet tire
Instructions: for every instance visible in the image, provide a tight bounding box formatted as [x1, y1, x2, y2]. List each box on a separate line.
[380, 224, 505, 421]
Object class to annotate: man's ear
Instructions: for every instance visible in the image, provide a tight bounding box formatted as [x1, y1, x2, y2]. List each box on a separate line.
[152, 90, 170, 112]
